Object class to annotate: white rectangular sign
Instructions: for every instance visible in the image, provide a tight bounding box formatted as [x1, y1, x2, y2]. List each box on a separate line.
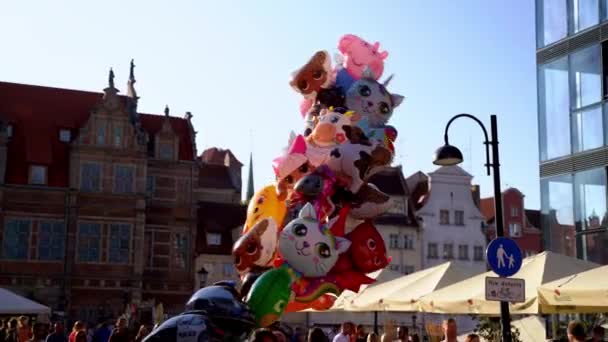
[485, 276, 525, 303]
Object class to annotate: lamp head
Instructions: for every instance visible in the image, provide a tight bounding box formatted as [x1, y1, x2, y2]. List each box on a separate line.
[433, 144, 464, 166]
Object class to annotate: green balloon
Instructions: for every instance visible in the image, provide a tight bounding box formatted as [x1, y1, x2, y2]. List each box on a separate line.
[245, 267, 293, 327]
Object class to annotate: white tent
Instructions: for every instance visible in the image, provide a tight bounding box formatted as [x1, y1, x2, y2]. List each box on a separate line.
[0, 288, 50, 315]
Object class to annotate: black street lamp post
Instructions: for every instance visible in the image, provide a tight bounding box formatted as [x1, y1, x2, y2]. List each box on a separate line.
[433, 114, 511, 342]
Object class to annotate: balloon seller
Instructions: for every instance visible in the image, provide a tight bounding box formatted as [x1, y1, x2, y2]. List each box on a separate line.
[143, 33, 404, 341]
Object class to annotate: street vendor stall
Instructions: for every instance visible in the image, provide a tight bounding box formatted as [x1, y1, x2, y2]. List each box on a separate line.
[538, 264, 608, 313]
[418, 252, 599, 315]
[0, 288, 50, 315]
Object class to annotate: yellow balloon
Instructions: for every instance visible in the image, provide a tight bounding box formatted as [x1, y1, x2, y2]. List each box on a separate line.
[244, 184, 287, 233]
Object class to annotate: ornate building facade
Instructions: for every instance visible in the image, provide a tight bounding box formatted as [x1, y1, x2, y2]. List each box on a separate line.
[0, 64, 198, 321]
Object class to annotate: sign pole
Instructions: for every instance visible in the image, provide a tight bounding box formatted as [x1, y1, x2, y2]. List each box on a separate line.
[490, 115, 512, 342]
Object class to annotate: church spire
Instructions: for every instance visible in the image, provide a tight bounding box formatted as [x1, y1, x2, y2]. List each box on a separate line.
[246, 152, 254, 202]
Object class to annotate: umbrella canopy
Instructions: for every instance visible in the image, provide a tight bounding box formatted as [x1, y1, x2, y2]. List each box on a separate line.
[0, 288, 50, 315]
[345, 261, 481, 311]
[418, 251, 598, 315]
[306, 268, 403, 312]
[538, 264, 608, 313]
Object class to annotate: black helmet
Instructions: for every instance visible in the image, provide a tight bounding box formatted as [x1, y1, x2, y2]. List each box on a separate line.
[185, 281, 255, 338]
[142, 312, 213, 342]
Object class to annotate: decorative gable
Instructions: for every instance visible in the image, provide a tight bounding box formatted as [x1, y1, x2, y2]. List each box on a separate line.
[155, 106, 179, 161]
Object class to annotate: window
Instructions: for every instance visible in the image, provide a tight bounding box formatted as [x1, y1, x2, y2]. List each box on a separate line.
[541, 174, 575, 257]
[570, 45, 601, 109]
[78, 223, 101, 263]
[113, 165, 134, 194]
[2, 219, 30, 260]
[581, 230, 608, 264]
[573, 105, 603, 153]
[159, 143, 174, 160]
[536, 0, 568, 47]
[454, 210, 465, 226]
[458, 245, 469, 260]
[29, 165, 47, 185]
[113, 125, 123, 147]
[173, 233, 189, 270]
[96, 121, 106, 145]
[38, 221, 64, 261]
[6, 124, 13, 137]
[81, 163, 101, 192]
[443, 243, 454, 259]
[223, 263, 235, 277]
[109, 224, 131, 264]
[59, 129, 71, 142]
[402, 265, 415, 275]
[427, 243, 438, 259]
[538, 56, 570, 160]
[439, 210, 450, 225]
[474, 246, 484, 261]
[570, 0, 599, 34]
[389, 264, 400, 271]
[389, 234, 399, 249]
[574, 168, 607, 232]
[509, 223, 522, 237]
[146, 176, 155, 196]
[403, 235, 414, 250]
[206, 233, 221, 246]
[511, 207, 519, 217]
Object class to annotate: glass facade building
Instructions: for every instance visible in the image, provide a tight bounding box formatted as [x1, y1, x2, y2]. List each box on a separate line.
[537, 0, 608, 264]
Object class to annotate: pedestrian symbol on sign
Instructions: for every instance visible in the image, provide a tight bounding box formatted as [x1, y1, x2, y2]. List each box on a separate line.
[496, 244, 517, 269]
[486, 237, 522, 277]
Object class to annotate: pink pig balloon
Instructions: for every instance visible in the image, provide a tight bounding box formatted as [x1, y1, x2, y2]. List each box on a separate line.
[338, 34, 388, 81]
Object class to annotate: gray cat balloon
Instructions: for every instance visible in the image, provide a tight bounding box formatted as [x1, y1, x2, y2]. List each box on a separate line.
[345, 66, 404, 128]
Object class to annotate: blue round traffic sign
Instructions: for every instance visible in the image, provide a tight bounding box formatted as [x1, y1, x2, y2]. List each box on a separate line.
[486, 237, 522, 277]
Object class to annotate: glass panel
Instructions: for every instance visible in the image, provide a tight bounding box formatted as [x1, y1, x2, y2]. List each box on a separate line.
[38, 221, 65, 261]
[159, 143, 174, 160]
[96, 121, 106, 145]
[113, 166, 134, 194]
[570, 0, 599, 33]
[570, 45, 601, 109]
[113, 125, 123, 147]
[172, 233, 189, 269]
[574, 168, 607, 232]
[109, 224, 130, 264]
[81, 163, 101, 192]
[581, 230, 608, 263]
[206, 233, 221, 246]
[537, 0, 568, 47]
[539, 56, 571, 160]
[2, 219, 30, 259]
[30, 166, 46, 185]
[541, 174, 576, 257]
[78, 223, 100, 262]
[573, 105, 603, 152]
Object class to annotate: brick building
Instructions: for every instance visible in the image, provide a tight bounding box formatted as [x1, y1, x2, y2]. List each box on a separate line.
[194, 148, 247, 288]
[480, 188, 543, 257]
[0, 66, 198, 321]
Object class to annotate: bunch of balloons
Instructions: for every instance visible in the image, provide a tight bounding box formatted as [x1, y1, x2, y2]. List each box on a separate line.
[232, 33, 405, 328]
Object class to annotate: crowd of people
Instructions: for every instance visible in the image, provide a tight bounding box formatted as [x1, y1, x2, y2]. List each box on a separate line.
[248, 319, 479, 342]
[0, 315, 604, 342]
[0, 317, 150, 342]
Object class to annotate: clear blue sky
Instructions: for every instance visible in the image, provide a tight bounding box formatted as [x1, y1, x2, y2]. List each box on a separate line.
[0, 1, 540, 208]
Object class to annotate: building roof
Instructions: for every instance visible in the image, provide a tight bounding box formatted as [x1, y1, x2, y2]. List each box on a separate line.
[479, 197, 495, 222]
[200, 147, 243, 167]
[525, 209, 540, 228]
[138, 113, 195, 161]
[368, 167, 406, 195]
[198, 163, 239, 190]
[196, 201, 247, 255]
[429, 165, 473, 178]
[0, 81, 195, 187]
